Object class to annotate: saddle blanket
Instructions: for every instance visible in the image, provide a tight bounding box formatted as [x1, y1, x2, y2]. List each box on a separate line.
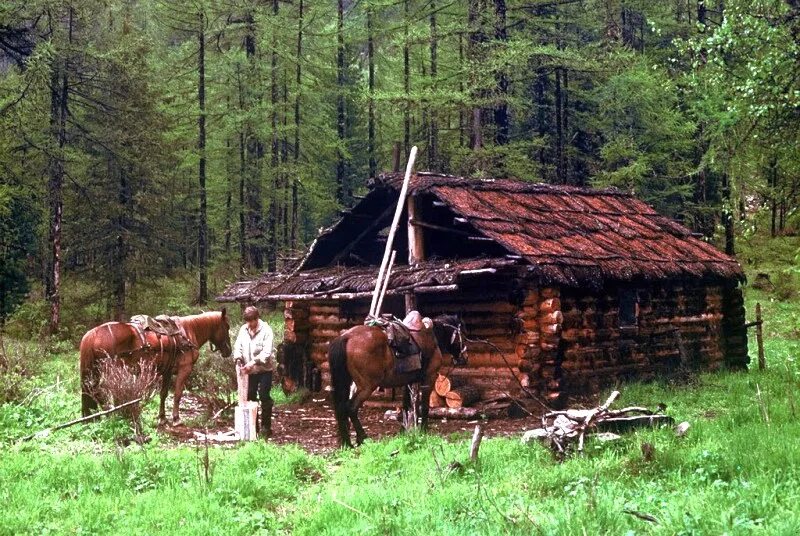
[130, 314, 183, 337]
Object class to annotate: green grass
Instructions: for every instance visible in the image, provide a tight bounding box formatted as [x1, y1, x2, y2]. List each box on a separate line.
[2, 240, 800, 535]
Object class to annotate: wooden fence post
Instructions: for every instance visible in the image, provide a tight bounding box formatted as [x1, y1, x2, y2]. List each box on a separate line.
[756, 302, 765, 370]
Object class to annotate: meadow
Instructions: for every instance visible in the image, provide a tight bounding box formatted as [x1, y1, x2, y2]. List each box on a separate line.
[1, 241, 799, 535]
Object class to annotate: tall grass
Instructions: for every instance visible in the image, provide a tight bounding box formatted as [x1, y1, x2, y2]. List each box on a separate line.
[1, 240, 799, 534]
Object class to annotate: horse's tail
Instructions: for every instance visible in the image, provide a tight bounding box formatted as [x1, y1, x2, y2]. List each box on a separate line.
[327, 335, 352, 447]
[79, 329, 99, 417]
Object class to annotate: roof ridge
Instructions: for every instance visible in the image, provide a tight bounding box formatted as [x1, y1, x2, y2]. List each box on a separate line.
[373, 171, 633, 197]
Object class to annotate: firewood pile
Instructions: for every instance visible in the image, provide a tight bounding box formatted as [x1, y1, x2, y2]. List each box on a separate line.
[522, 390, 675, 456]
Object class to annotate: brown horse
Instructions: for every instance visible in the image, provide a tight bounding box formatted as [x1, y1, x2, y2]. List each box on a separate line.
[79, 309, 232, 424]
[327, 314, 467, 448]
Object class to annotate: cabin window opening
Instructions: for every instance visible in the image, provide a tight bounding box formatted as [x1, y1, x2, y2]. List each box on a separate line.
[619, 288, 639, 328]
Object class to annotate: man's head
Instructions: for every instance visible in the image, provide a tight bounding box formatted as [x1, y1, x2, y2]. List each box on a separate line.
[243, 305, 260, 330]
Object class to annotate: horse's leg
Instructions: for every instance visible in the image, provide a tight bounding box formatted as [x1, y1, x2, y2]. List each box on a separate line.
[172, 360, 192, 425]
[158, 369, 171, 425]
[401, 384, 412, 431]
[349, 384, 375, 446]
[419, 382, 432, 431]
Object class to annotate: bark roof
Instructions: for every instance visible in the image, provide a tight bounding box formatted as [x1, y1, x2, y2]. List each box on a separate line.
[217, 172, 742, 302]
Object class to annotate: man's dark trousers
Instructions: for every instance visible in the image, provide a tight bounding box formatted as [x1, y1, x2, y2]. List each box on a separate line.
[247, 371, 273, 438]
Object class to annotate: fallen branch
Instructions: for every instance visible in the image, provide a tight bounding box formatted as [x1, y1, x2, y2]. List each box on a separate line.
[522, 390, 674, 456]
[20, 398, 143, 442]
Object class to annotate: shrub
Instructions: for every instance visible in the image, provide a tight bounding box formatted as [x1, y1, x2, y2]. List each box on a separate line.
[0, 336, 41, 404]
[96, 358, 160, 438]
[773, 270, 798, 301]
[186, 350, 237, 420]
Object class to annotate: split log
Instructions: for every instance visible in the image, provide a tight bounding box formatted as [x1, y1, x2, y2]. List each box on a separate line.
[429, 390, 445, 408]
[445, 385, 481, 408]
[434, 374, 463, 396]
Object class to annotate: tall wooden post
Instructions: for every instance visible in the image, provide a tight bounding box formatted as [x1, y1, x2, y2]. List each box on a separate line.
[406, 195, 424, 313]
[756, 302, 765, 370]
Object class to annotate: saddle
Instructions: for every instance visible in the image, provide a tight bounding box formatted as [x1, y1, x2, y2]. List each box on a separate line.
[379, 311, 432, 374]
[129, 314, 193, 352]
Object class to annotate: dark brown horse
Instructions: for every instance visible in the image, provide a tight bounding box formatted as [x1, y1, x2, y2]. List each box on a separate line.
[79, 309, 232, 424]
[327, 314, 466, 448]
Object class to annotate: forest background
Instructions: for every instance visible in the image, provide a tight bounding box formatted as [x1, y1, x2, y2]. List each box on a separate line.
[1, 0, 798, 338]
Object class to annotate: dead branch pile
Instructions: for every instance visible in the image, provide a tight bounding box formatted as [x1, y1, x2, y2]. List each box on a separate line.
[522, 390, 674, 456]
[97, 358, 160, 437]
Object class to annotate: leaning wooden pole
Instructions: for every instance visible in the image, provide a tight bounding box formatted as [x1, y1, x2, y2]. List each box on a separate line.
[368, 146, 417, 318]
[756, 302, 765, 370]
[374, 250, 397, 318]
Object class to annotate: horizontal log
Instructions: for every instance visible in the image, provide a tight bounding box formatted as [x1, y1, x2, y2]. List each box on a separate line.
[308, 314, 349, 324]
[459, 352, 520, 368]
[468, 326, 514, 338]
[539, 311, 563, 325]
[429, 407, 480, 420]
[311, 328, 346, 339]
[445, 386, 481, 408]
[309, 304, 341, 313]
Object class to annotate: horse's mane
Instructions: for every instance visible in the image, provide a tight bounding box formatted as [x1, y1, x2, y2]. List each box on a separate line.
[433, 314, 460, 327]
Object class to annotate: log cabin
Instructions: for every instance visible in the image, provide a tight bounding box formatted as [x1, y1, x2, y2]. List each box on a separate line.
[217, 172, 748, 406]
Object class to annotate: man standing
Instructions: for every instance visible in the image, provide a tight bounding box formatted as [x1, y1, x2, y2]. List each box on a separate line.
[233, 305, 275, 438]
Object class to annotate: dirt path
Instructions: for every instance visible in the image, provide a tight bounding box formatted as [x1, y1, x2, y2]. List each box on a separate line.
[163, 393, 544, 454]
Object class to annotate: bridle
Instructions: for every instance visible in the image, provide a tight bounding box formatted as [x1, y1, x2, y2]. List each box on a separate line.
[439, 320, 468, 366]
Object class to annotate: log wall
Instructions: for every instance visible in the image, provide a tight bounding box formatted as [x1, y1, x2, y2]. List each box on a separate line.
[541, 281, 748, 405]
[277, 279, 748, 404]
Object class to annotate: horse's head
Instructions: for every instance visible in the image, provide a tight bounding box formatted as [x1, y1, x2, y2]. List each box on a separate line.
[209, 307, 233, 357]
[433, 314, 468, 366]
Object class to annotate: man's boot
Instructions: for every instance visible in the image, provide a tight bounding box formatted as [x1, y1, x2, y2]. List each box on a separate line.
[260, 401, 273, 439]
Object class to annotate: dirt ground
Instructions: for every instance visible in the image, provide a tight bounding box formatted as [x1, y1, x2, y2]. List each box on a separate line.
[163, 392, 545, 454]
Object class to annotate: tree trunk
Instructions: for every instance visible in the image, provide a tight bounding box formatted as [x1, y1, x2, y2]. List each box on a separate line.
[244, 18, 264, 270]
[769, 157, 778, 237]
[368, 6, 377, 177]
[292, 0, 304, 250]
[458, 33, 465, 148]
[113, 161, 127, 321]
[403, 0, 411, 156]
[198, 11, 208, 303]
[428, 1, 439, 169]
[267, 0, 280, 272]
[468, 0, 483, 150]
[47, 7, 72, 335]
[535, 68, 548, 175]
[224, 130, 232, 255]
[494, 0, 509, 147]
[722, 171, 735, 255]
[336, 0, 346, 203]
[282, 71, 290, 254]
[554, 68, 564, 183]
